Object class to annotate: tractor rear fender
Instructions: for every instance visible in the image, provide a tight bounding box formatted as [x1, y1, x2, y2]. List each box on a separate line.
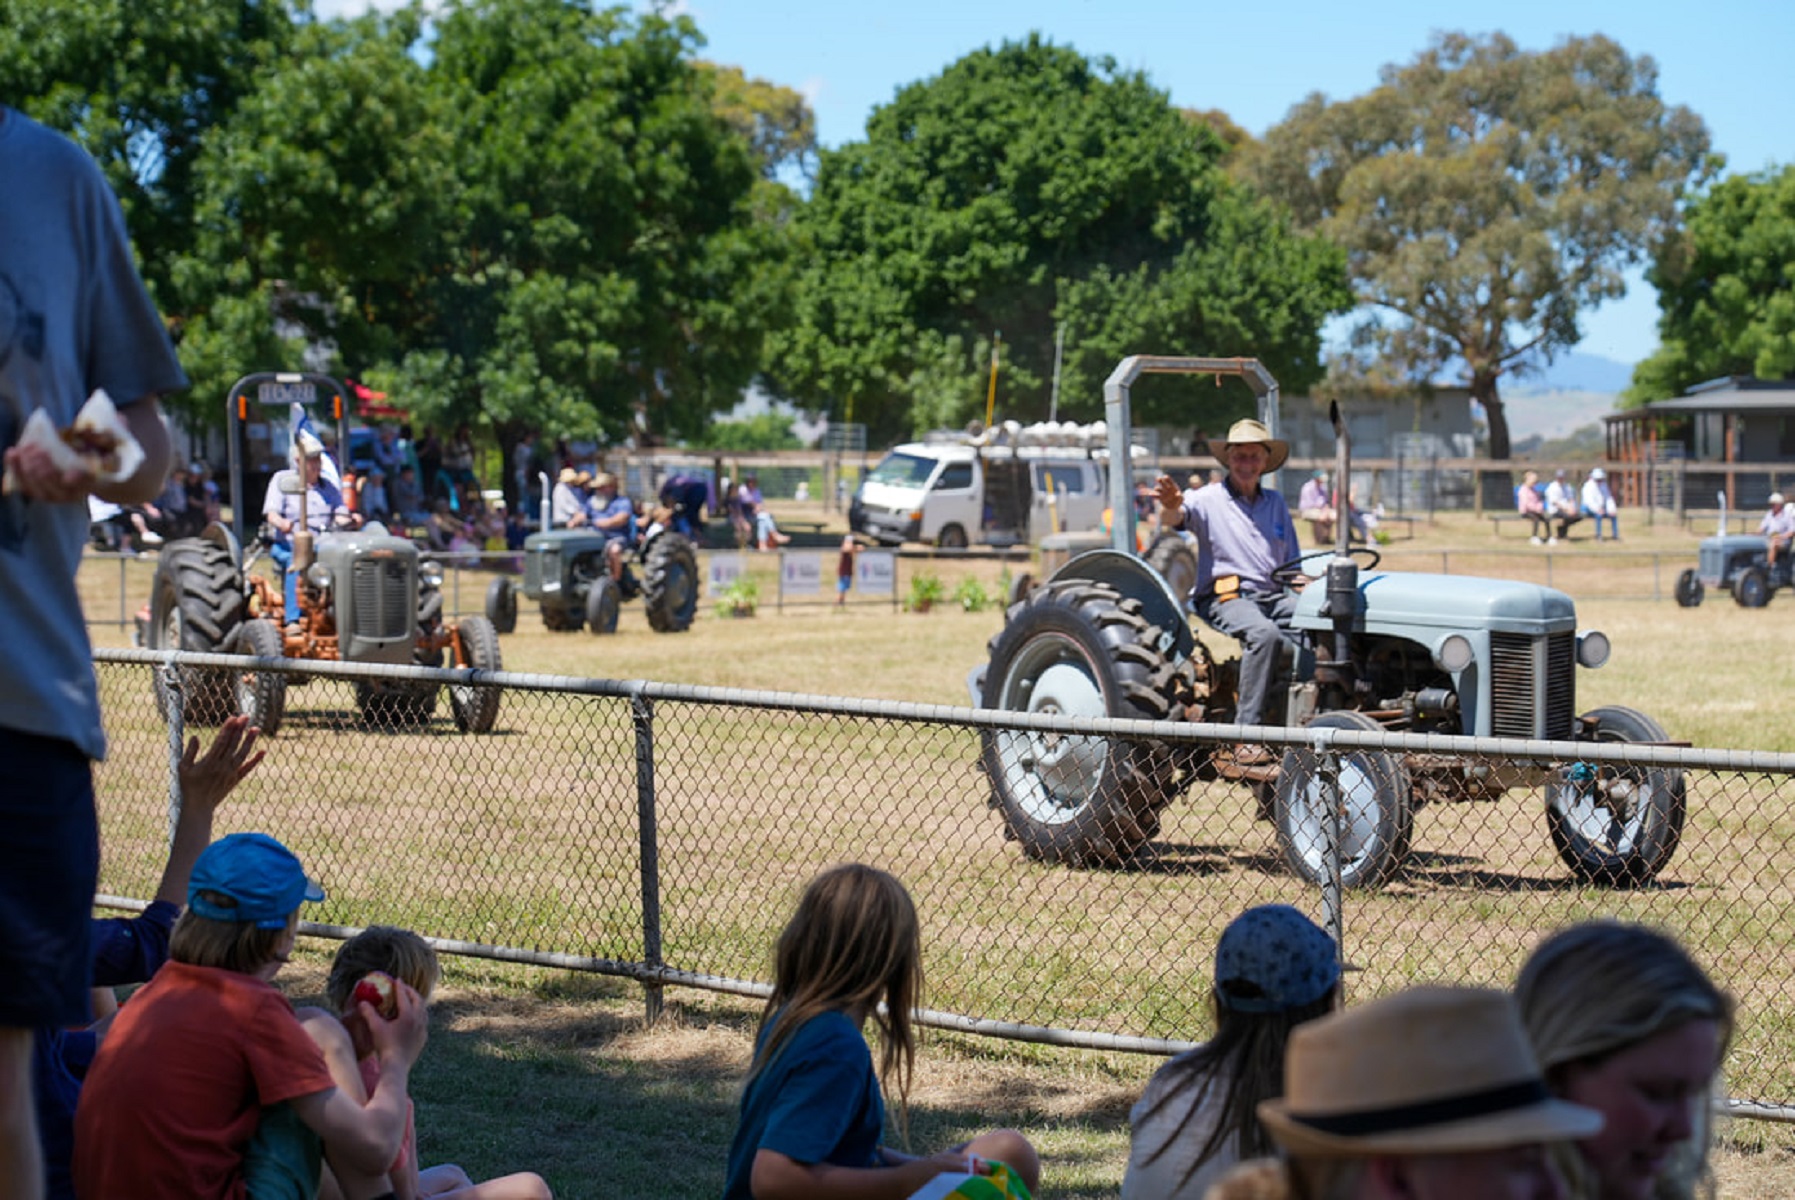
[1044, 549, 1195, 661]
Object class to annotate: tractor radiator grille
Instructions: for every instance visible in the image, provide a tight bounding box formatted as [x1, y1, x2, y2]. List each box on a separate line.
[531, 547, 558, 594]
[352, 559, 412, 639]
[1489, 632, 1577, 739]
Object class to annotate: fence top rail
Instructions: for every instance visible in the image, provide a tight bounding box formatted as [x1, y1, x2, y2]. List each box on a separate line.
[96, 647, 1795, 774]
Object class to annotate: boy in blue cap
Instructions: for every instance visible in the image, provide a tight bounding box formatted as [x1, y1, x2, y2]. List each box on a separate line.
[73, 833, 428, 1200]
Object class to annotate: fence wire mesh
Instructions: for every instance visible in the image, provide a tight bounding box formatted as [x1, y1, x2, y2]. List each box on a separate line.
[91, 650, 1795, 1115]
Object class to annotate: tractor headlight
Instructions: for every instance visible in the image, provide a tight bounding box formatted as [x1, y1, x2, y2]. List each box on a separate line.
[304, 563, 333, 591]
[1576, 629, 1611, 669]
[419, 560, 444, 589]
[1435, 634, 1475, 673]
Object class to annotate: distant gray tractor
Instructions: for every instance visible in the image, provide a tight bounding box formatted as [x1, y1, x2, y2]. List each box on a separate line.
[970, 356, 1683, 888]
[1675, 529, 1792, 608]
[145, 372, 501, 735]
[486, 524, 700, 635]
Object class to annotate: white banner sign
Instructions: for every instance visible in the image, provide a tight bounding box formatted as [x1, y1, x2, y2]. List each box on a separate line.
[782, 551, 824, 595]
[856, 550, 896, 596]
[708, 553, 744, 590]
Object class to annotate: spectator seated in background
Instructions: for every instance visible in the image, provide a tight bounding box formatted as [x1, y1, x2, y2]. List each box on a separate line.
[86, 494, 162, 551]
[358, 467, 391, 525]
[755, 506, 792, 550]
[442, 424, 477, 492]
[1517, 470, 1549, 544]
[1579, 468, 1619, 542]
[425, 497, 478, 565]
[303, 928, 552, 1200]
[1543, 470, 1582, 544]
[33, 718, 263, 1200]
[1297, 471, 1335, 544]
[73, 833, 430, 1200]
[1516, 921, 1733, 1200]
[1124, 905, 1342, 1200]
[1208, 987, 1603, 1200]
[390, 464, 427, 527]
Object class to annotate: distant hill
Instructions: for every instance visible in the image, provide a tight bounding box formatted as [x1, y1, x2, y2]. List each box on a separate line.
[1497, 351, 1634, 443]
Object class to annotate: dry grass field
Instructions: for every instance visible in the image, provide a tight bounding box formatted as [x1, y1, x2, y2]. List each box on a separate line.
[81, 508, 1795, 1197]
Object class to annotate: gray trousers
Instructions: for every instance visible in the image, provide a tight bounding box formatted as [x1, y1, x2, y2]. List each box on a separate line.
[1194, 587, 1305, 727]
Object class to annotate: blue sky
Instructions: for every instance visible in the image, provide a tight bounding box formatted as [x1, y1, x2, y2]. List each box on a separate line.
[322, 0, 1793, 369]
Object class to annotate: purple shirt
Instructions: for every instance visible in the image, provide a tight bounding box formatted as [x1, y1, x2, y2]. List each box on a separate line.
[1173, 479, 1301, 595]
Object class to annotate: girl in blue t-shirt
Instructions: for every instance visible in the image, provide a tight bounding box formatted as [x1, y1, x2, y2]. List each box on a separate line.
[722, 863, 1040, 1199]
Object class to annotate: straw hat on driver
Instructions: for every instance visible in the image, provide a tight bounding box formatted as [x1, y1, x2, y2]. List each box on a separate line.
[1258, 986, 1601, 1157]
[557, 467, 581, 485]
[1208, 418, 1289, 474]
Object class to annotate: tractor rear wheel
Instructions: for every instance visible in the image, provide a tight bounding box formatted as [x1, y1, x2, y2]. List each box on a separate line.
[1734, 566, 1771, 608]
[1673, 568, 1703, 608]
[235, 618, 288, 736]
[147, 537, 244, 725]
[979, 580, 1195, 865]
[449, 616, 502, 733]
[485, 576, 517, 633]
[1145, 534, 1198, 612]
[1272, 711, 1413, 888]
[642, 532, 700, 632]
[1546, 705, 1685, 886]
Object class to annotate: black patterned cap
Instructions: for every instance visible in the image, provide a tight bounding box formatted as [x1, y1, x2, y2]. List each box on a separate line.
[1214, 904, 1342, 1013]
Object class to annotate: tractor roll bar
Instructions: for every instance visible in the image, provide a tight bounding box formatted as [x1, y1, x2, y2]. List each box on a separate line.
[224, 371, 353, 549]
[1101, 356, 1280, 557]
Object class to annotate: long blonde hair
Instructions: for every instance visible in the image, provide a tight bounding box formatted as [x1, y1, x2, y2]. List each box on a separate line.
[748, 864, 923, 1126]
[1516, 921, 1734, 1200]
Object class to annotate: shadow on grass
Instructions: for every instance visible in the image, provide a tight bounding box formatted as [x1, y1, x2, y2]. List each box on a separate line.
[1130, 841, 1286, 878]
[1394, 850, 1694, 893]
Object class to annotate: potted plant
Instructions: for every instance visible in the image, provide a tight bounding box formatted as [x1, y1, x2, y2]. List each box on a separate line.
[717, 576, 759, 618]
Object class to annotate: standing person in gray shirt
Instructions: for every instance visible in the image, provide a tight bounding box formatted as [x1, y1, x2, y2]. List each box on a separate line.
[0, 102, 181, 1200]
[1155, 419, 1306, 765]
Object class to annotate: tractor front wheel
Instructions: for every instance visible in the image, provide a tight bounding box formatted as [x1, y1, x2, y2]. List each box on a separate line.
[449, 616, 503, 733]
[1545, 705, 1685, 886]
[485, 576, 517, 633]
[1673, 568, 1703, 608]
[1272, 711, 1413, 888]
[236, 618, 288, 736]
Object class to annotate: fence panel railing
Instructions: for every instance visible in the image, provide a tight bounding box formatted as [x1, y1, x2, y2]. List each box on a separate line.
[91, 650, 1795, 1119]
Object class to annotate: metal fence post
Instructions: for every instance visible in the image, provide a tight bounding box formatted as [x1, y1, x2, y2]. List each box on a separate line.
[162, 658, 186, 850]
[631, 688, 664, 1023]
[1319, 740, 1345, 969]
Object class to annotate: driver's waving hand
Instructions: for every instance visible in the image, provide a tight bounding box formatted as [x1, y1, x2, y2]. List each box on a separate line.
[1156, 420, 1305, 763]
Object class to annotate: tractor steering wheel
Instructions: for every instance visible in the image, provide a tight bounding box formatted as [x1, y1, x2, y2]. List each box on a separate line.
[1270, 545, 1382, 590]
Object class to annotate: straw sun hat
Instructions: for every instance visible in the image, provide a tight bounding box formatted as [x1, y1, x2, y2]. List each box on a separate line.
[1258, 986, 1602, 1157]
[1207, 418, 1289, 474]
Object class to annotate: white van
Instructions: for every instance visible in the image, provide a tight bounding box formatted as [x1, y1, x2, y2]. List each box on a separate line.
[850, 440, 1107, 549]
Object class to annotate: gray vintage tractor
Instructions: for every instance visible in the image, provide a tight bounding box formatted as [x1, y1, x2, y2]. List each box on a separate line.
[145, 372, 502, 735]
[970, 356, 1683, 888]
[488, 525, 700, 635]
[1675, 528, 1792, 608]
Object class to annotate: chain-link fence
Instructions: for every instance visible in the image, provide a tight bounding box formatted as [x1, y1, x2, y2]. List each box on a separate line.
[91, 649, 1795, 1119]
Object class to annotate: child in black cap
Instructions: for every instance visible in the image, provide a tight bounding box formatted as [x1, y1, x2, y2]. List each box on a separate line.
[1123, 904, 1345, 1200]
[74, 832, 428, 1200]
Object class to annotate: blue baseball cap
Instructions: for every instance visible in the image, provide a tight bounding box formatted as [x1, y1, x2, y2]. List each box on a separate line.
[188, 833, 325, 930]
[1214, 904, 1342, 1013]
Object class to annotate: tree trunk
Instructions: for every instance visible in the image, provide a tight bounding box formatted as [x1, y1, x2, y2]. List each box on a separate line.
[1471, 372, 1512, 460]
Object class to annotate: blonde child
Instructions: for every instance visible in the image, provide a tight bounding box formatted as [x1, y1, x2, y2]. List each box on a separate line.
[723, 863, 1040, 1199]
[310, 927, 551, 1200]
[73, 833, 427, 1200]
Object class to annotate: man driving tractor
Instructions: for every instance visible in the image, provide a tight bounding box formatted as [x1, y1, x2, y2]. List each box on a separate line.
[1155, 418, 1308, 765]
[261, 432, 359, 629]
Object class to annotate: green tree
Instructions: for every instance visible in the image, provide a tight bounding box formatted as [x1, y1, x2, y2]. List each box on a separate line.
[696, 61, 817, 182]
[170, 7, 453, 413]
[1241, 32, 1711, 458]
[403, 0, 783, 457]
[691, 410, 802, 451]
[1629, 166, 1795, 402]
[766, 36, 1349, 443]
